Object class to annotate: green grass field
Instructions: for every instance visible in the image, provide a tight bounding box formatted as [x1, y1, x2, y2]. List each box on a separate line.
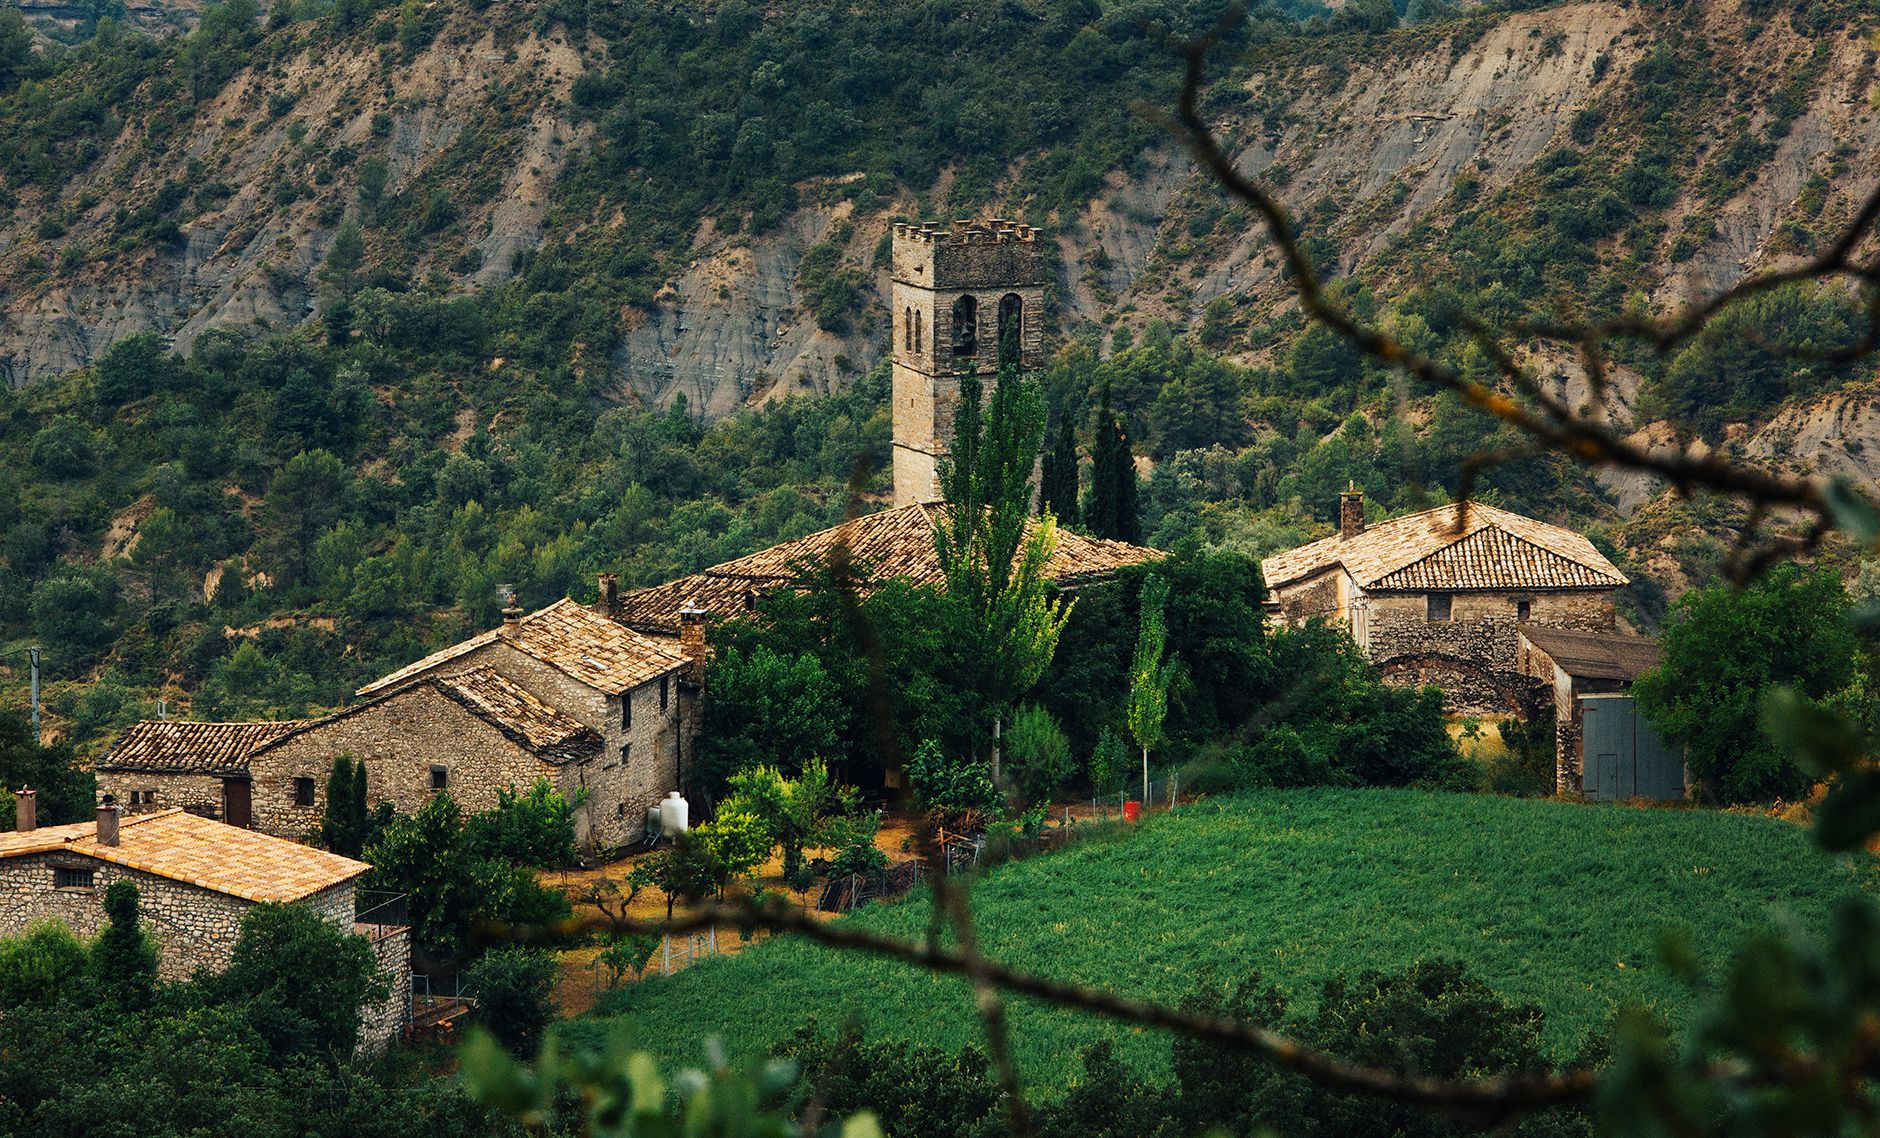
[574, 789, 1878, 1090]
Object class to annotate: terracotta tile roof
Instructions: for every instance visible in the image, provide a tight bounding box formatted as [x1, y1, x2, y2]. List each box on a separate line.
[0, 810, 369, 904]
[357, 598, 687, 697]
[98, 720, 309, 775]
[1520, 626, 1661, 682]
[432, 667, 603, 763]
[618, 502, 1163, 632]
[1261, 502, 1627, 593]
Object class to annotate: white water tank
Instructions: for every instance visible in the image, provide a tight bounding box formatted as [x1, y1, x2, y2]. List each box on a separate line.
[659, 791, 689, 835]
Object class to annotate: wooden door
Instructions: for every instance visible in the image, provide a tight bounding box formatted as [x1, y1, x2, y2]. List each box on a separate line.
[222, 778, 252, 828]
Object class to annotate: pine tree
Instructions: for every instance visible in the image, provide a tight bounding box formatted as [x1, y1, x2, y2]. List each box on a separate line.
[1041, 419, 1080, 526]
[1089, 386, 1141, 543]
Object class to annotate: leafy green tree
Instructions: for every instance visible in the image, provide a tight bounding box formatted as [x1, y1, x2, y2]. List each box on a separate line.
[720, 758, 851, 880]
[463, 779, 582, 868]
[1635, 564, 1858, 804]
[1125, 574, 1178, 803]
[906, 738, 1001, 826]
[0, 709, 95, 824]
[934, 363, 1069, 782]
[89, 881, 157, 1010]
[259, 449, 348, 586]
[463, 947, 559, 1054]
[696, 645, 844, 800]
[29, 564, 121, 676]
[0, 922, 89, 1009]
[216, 902, 383, 1061]
[363, 791, 478, 961]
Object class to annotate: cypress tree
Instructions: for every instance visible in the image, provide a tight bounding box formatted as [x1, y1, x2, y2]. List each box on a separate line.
[322, 753, 366, 856]
[1041, 419, 1080, 526]
[90, 881, 156, 1009]
[1089, 387, 1141, 544]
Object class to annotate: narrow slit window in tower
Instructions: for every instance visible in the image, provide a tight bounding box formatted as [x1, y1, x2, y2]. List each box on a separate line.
[952, 295, 978, 359]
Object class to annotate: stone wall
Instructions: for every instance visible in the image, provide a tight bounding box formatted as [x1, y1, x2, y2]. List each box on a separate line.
[1365, 589, 1613, 714]
[0, 855, 258, 979]
[1271, 568, 1344, 624]
[94, 771, 227, 819]
[358, 925, 412, 1052]
[249, 682, 560, 839]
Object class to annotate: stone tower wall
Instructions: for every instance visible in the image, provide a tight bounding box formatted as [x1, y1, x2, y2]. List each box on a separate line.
[890, 221, 1049, 507]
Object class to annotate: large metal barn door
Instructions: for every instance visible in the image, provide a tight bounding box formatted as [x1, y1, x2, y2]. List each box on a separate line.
[1581, 695, 1685, 802]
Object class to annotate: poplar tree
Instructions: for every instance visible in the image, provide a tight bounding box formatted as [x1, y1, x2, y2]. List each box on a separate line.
[934, 359, 1071, 783]
[1126, 574, 1178, 805]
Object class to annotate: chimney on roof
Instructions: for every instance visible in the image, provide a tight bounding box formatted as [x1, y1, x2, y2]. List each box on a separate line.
[497, 582, 523, 634]
[1340, 482, 1366, 541]
[597, 573, 621, 620]
[15, 787, 35, 833]
[678, 603, 708, 685]
[95, 799, 119, 847]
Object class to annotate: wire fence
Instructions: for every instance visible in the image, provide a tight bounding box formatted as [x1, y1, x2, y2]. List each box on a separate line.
[1085, 773, 1182, 819]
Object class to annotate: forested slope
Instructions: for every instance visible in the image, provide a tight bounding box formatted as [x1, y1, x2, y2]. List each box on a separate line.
[3, 0, 1880, 746]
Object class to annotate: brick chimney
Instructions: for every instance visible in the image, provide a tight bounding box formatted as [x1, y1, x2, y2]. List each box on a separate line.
[95, 800, 119, 847]
[14, 787, 35, 833]
[1339, 482, 1366, 540]
[678, 604, 708, 684]
[596, 573, 621, 620]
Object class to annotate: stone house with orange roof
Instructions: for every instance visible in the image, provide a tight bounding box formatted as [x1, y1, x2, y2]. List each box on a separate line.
[0, 798, 409, 1049]
[1261, 488, 1629, 715]
[95, 720, 306, 828]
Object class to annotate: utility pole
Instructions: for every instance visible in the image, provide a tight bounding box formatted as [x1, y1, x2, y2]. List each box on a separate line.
[26, 646, 41, 747]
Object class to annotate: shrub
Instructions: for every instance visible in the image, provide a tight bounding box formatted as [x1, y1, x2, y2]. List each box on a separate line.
[465, 947, 559, 1054]
[1005, 703, 1073, 804]
[0, 922, 89, 1009]
[217, 902, 383, 1061]
[464, 779, 582, 868]
[906, 739, 1002, 827]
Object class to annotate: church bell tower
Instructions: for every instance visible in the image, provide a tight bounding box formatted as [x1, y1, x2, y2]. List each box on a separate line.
[889, 220, 1048, 507]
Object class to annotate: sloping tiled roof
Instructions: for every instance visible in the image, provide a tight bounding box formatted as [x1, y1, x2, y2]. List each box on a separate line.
[98, 720, 308, 775]
[433, 668, 603, 762]
[357, 598, 687, 697]
[1261, 502, 1627, 593]
[0, 809, 369, 903]
[618, 502, 1163, 633]
[1520, 626, 1661, 682]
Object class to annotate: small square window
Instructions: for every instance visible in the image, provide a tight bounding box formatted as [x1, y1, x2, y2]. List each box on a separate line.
[1426, 592, 1453, 622]
[659, 676, 669, 712]
[292, 777, 315, 807]
[1515, 599, 1531, 621]
[430, 766, 449, 791]
[53, 867, 93, 889]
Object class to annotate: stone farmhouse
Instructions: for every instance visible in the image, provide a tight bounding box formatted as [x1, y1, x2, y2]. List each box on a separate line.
[0, 796, 409, 1049]
[99, 599, 682, 852]
[1261, 488, 1630, 715]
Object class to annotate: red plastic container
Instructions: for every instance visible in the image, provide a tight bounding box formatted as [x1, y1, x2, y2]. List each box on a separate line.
[1123, 801, 1142, 823]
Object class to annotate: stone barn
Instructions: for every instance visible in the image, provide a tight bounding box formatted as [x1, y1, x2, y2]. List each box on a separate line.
[96, 720, 306, 827]
[349, 596, 690, 850]
[0, 798, 409, 1049]
[1518, 626, 1683, 800]
[245, 666, 605, 844]
[1261, 489, 1629, 714]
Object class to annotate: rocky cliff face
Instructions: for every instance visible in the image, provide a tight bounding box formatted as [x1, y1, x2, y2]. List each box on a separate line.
[3, 0, 1877, 491]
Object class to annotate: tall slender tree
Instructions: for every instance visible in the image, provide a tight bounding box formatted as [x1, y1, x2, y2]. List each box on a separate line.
[934, 359, 1071, 783]
[1041, 419, 1081, 526]
[1126, 574, 1178, 805]
[1088, 385, 1141, 543]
